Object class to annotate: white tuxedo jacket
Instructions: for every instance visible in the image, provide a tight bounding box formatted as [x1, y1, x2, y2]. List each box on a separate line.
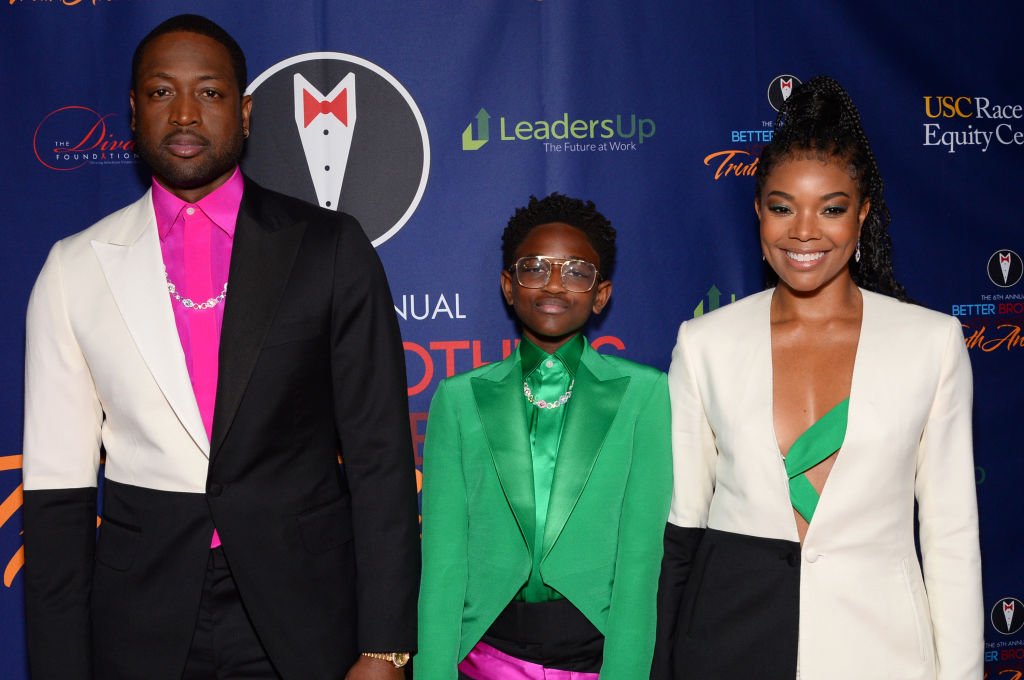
[663, 288, 982, 680]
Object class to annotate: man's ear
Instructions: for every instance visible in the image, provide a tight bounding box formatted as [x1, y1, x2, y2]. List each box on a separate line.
[240, 94, 253, 135]
[591, 279, 612, 315]
[129, 90, 137, 132]
[500, 270, 514, 306]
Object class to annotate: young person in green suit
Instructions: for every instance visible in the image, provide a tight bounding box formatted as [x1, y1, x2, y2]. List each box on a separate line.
[416, 193, 672, 679]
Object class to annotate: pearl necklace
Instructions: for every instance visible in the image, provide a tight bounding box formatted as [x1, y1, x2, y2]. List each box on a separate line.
[165, 271, 228, 311]
[523, 379, 575, 410]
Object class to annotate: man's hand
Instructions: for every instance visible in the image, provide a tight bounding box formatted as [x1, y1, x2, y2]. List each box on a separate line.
[345, 655, 406, 680]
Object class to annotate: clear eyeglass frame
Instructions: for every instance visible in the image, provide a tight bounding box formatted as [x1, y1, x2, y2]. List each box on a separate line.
[509, 256, 601, 293]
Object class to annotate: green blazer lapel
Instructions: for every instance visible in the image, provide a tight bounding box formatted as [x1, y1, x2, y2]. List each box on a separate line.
[541, 349, 629, 559]
[471, 356, 536, 550]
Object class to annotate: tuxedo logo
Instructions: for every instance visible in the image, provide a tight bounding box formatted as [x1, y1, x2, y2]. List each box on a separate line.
[243, 53, 430, 246]
[293, 73, 356, 212]
[768, 74, 802, 112]
[991, 597, 1024, 635]
[987, 249, 1023, 288]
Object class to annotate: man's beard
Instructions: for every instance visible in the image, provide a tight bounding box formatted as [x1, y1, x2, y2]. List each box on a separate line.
[136, 127, 244, 191]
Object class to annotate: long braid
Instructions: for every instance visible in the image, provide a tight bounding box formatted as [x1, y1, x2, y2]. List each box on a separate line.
[756, 76, 909, 301]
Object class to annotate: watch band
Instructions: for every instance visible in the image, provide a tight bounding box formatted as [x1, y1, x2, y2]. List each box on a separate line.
[361, 651, 410, 668]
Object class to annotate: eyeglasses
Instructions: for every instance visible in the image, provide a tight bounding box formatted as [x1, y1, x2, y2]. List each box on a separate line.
[509, 256, 601, 293]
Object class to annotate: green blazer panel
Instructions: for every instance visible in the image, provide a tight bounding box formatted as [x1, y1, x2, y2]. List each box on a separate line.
[417, 342, 672, 679]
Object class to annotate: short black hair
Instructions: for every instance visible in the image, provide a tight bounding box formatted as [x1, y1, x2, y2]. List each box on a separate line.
[755, 75, 907, 301]
[132, 14, 247, 95]
[502, 193, 617, 280]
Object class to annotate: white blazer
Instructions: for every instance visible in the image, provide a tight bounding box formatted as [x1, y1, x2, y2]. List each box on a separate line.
[24, 190, 210, 495]
[667, 288, 983, 680]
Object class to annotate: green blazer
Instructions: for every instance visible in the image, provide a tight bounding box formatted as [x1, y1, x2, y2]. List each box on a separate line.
[416, 341, 672, 679]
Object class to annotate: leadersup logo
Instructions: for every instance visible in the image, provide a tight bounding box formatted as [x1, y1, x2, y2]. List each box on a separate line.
[692, 284, 736, 317]
[33, 105, 137, 170]
[703, 74, 800, 181]
[922, 96, 1024, 153]
[461, 108, 655, 153]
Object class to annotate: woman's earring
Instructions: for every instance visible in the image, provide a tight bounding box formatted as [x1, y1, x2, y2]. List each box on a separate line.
[854, 241, 861, 263]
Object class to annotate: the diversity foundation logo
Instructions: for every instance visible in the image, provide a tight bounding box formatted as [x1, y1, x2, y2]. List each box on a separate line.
[33, 105, 137, 171]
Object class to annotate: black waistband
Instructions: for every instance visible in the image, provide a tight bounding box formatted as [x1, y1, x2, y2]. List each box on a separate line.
[482, 599, 603, 672]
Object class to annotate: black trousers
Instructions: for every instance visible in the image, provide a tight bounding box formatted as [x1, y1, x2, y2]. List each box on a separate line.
[181, 548, 281, 680]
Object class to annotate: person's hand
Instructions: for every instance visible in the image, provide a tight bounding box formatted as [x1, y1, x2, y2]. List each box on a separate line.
[344, 655, 406, 680]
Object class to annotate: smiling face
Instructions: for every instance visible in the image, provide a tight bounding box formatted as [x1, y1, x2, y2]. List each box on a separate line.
[130, 31, 252, 203]
[501, 222, 612, 354]
[756, 154, 870, 296]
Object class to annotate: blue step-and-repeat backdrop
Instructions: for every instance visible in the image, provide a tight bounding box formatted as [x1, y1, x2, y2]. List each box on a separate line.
[1, 1, 1021, 677]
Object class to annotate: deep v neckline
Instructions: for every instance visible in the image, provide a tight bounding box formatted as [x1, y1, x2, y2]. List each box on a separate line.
[767, 287, 866, 538]
[783, 397, 850, 523]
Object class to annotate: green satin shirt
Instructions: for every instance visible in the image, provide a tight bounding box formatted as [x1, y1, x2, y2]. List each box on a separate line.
[516, 334, 584, 602]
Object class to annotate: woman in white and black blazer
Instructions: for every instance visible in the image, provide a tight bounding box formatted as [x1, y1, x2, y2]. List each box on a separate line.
[653, 77, 983, 680]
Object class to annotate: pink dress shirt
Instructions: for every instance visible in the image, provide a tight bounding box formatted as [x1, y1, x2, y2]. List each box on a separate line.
[153, 167, 244, 549]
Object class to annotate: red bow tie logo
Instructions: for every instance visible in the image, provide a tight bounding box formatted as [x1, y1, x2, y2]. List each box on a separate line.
[303, 88, 348, 128]
[1001, 253, 1011, 264]
[1006, 601, 1016, 614]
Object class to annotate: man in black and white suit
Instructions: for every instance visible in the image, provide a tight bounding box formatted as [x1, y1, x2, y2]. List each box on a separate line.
[22, 14, 418, 680]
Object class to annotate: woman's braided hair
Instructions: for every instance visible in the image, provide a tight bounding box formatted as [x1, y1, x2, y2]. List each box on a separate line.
[755, 76, 908, 300]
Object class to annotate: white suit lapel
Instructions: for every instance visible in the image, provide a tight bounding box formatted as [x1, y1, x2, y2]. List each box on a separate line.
[90, 191, 210, 457]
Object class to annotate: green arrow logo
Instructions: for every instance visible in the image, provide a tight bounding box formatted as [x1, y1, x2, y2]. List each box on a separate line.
[693, 285, 736, 317]
[462, 108, 490, 151]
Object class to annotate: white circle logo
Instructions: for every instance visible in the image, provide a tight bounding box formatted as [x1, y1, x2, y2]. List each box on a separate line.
[243, 53, 430, 247]
[987, 249, 1023, 288]
[768, 74, 802, 112]
[992, 597, 1024, 635]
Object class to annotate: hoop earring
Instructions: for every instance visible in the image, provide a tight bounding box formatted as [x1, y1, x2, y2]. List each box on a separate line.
[854, 241, 862, 263]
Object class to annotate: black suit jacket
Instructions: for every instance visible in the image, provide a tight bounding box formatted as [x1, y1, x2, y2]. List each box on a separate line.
[22, 178, 420, 680]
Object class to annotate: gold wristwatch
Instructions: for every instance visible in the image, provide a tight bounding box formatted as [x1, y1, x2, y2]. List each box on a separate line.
[362, 652, 410, 668]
